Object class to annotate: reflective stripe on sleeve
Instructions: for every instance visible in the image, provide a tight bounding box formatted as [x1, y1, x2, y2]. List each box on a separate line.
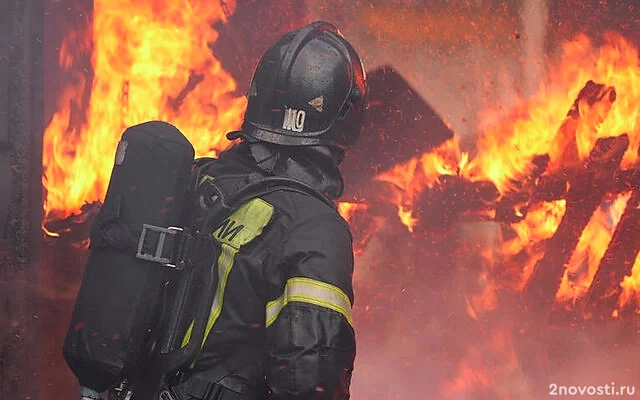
[265, 277, 353, 328]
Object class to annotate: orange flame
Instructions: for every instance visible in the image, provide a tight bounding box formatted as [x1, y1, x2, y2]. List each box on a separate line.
[376, 33, 640, 311]
[468, 33, 640, 192]
[42, 0, 246, 228]
[375, 136, 468, 231]
[337, 202, 369, 223]
[488, 34, 639, 308]
[442, 330, 524, 399]
[471, 199, 567, 308]
[618, 253, 640, 315]
[377, 33, 640, 203]
[556, 193, 631, 306]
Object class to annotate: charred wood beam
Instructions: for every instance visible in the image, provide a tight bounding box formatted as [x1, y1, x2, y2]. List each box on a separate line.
[523, 134, 629, 310]
[488, 163, 640, 224]
[508, 167, 640, 204]
[585, 190, 640, 316]
[398, 160, 640, 230]
[550, 80, 616, 167]
[413, 176, 500, 234]
[494, 155, 551, 223]
[456, 162, 640, 224]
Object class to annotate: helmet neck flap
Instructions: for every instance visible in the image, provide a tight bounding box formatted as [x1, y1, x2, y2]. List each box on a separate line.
[249, 141, 345, 199]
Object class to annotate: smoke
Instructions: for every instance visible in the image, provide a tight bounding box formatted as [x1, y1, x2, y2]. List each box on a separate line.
[347, 214, 639, 399]
[305, 0, 533, 140]
[521, 0, 548, 98]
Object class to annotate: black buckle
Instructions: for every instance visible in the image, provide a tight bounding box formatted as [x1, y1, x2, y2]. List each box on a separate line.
[136, 224, 183, 268]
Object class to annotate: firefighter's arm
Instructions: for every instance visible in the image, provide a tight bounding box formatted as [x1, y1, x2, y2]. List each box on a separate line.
[266, 214, 356, 400]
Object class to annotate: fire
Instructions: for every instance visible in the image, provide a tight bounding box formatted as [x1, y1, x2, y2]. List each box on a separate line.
[375, 137, 468, 231]
[487, 33, 639, 310]
[364, 31, 640, 399]
[375, 33, 640, 311]
[465, 199, 567, 317]
[618, 253, 640, 314]
[556, 193, 631, 306]
[42, 0, 246, 227]
[441, 330, 525, 399]
[469, 33, 640, 191]
[337, 202, 369, 223]
[377, 33, 640, 200]
[503, 200, 567, 256]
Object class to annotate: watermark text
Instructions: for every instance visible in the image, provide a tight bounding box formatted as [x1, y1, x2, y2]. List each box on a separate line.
[549, 383, 636, 396]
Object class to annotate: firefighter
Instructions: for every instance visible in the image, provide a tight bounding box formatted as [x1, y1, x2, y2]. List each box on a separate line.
[156, 21, 368, 400]
[72, 22, 367, 400]
[79, 20, 366, 400]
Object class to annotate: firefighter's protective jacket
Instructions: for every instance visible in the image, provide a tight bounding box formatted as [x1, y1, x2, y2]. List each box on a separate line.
[178, 145, 356, 399]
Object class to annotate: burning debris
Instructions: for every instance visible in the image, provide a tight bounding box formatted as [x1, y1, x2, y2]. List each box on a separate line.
[361, 35, 640, 321]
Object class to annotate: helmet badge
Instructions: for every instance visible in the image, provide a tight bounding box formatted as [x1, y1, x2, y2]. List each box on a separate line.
[282, 108, 306, 133]
[308, 95, 324, 112]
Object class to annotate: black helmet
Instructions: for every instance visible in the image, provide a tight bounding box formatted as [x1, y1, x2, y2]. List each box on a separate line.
[228, 21, 368, 151]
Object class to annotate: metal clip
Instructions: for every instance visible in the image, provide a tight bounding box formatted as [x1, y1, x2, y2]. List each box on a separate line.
[136, 224, 183, 268]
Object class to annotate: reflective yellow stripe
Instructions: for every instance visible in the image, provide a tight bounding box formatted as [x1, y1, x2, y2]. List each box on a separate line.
[181, 196, 274, 351]
[265, 277, 353, 328]
[203, 243, 237, 341]
[181, 243, 237, 349]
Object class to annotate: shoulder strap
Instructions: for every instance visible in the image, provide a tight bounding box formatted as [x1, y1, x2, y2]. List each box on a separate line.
[193, 160, 336, 235]
[194, 157, 336, 205]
